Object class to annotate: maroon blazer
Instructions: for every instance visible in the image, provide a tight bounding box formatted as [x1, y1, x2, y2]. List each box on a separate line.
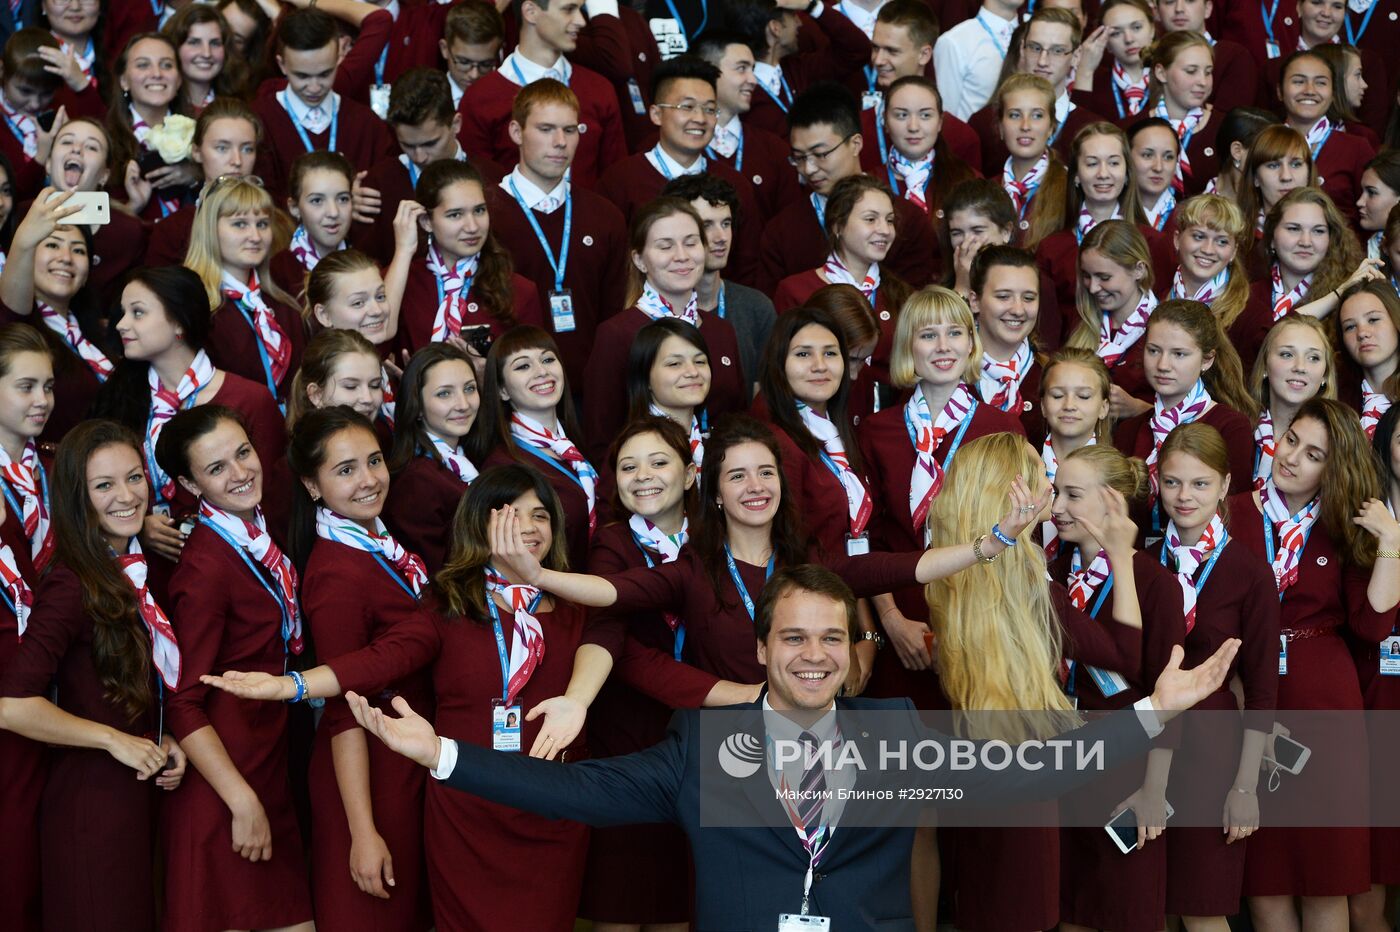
[764, 415, 871, 561]
[207, 294, 307, 403]
[1311, 126, 1375, 230]
[571, 7, 663, 152]
[382, 453, 471, 575]
[145, 203, 195, 267]
[758, 184, 939, 295]
[395, 261, 547, 356]
[708, 121, 804, 223]
[1036, 225, 1176, 336]
[458, 65, 627, 189]
[250, 93, 396, 203]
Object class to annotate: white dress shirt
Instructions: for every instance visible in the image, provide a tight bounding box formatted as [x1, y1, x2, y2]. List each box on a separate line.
[501, 165, 570, 214]
[710, 114, 742, 159]
[934, 7, 1016, 120]
[448, 73, 466, 109]
[836, 0, 886, 39]
[501, 49, 573, 87]
[647, 144, 706, 178]
[279, 89, 339, 135]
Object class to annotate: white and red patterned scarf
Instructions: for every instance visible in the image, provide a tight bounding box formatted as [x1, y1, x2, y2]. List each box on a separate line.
[1002, 152, 1049, 218]
[1260, 478, 1320, 595]
[1362, 379, 1393, 439]
[426, 242, 481, 343]
[1165, 512, 1226, 633]
[650, 402, 704, 467]
[823, 252, 881, 302]
[906, 383, 975, 534]
[220, 271, 291, 387]
[1147, 378, 1216, 493]
[1112, 60, 1149, 115]
[889, 147, 934, 212]
[510, 411, 599, 534]
[979, 341, 1033, 412]
[636, 281, 699, 327]
[484, 564, 546, 705]
[1076, 203, 1120, 242]
[117, 539, 181, 688]
[288, 224, 343, 273]
[0, 539, 31, 638]
[1271, 263, 1311, 321]
[1152, 97, 1202, 189]
[1302, 115, 1333, 160]
[628, 513, 688, 634]
[0, 91, 36, 159]
[1097, 289, 1157, 369]
[425, 429, 479, 484]
[1144, 187, 1177, 231]
[1254, 409, 1275, 492]
[798, 401, 872, 537]
[199, 500, 304, 654]
[38, 301, 112, 381]
[379, 363, 396, 429]
[1067, 547, 1112, 612]
[0, 440, 52, 572]
[147, 350, 214, 505]
[1170, 264, 1230, 304]
[314, 507, 428, 596]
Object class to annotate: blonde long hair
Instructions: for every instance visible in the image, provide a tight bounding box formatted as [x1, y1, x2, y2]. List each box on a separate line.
[185, 176, 296, 311]
[926, 433, 1079, 740]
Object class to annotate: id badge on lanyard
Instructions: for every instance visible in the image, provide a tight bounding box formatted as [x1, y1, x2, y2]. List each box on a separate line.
[1380, 633, 1400, 676]
[1279, 633, 1288, 676]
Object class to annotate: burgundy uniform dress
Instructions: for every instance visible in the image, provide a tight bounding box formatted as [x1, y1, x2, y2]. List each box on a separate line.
[773, 271, 899, 383]
[250, 94, 396, 202]
[395, 260, 546, 357]
[1229, 493, 1396, 897]
[858, 106, 984, 183]
[145, 204, 196, 267]
[87, 210, 148, 304]
[578, 522, 716, 924]
[0, 563, 163, 932]
[350, 152, 507, 265]
[0, 453, 46, 932]
[1204, 38, 1265, 116]
[484, 441, 602, 573]
[0, 303, 102, 441]
[422, 600, 595, 931]
[1057, 550, 1186, 932]
[383, 453, 470, 575]
[1228, 280, 1277, 372]
[303, 540, 436, 932]
[1097, 325, 1154, 403]
[207, 294, 307, 405]
[856, 398, 1027, 708]
[764, 417, 869, 560]
[457, 63, 627, 189]
[1148, 536, 1280, 917]
[967, 99, 1105, 179]
[1309, 127, 1375, 229]
[708, 121, 804, 222]
[593, 153, 764, 287]
[946, 583, 1147, 932]
[758, 189, 939, 295]
[161, 523, 313, 932]
[605, 546, 926, 683]
[486, 184, 630, 388]
[1036, 225, 1177, 323]
[580, 306, 747, 463]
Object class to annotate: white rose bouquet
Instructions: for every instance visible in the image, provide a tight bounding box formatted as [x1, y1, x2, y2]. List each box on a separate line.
[146, 114, 196, 164]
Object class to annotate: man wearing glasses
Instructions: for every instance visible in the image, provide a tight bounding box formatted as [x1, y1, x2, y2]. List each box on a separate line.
[440, 1, 506, 109]
[595, 56, 764, 287]
[965, 6, 1103, 176]
[758, 83, 936, 294]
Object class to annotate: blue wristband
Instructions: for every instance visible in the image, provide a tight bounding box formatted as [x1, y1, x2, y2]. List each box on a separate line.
[287, 670, 306, 703]
[990, 524, 1017, 547]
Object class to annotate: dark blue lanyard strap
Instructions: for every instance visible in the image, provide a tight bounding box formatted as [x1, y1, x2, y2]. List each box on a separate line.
[370, 551, 421, 601]
[660, 0, 708, 41]
[230, 300, 284, 411]
[507, 178, 571, 291]
[1345, 0, 1378, 45]
[199, 516, 296, 653]
[513, 438, 585, 488]
[723, 543, 775, 621]
[145, 383, 205, 506]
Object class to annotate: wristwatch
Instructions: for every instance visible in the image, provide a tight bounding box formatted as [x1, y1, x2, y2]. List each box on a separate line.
[859, 630, 885, 649]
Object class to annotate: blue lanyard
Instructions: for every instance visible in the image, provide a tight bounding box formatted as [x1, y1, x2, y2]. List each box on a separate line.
[904, 397, 978, 468]
[511, 57, 570, 88]
[1089, 574, 1114, 619]
[759, 72, 793, 112]
[513, 438, 585, 488]
[1308, 123, 1333, 161]
[705, 132, 743, 172]
[864, 64, 878, 95]
[229, 298, 284, 411]
[1160, 532, 1227, 596]
[0, 465, 48, 538]
[1345, 0, 1379, 45]
[632, 535, 687, 661]
[723, 543, 775, 621]
[485, 589, 543, 701]
[282, 90, 337, 153]
[370, 550, 421, 601]
[406, 159, 421, 189]
[432, 257, 472, 307]
[144, 382, 206, 506]
[1260, 0, 1281, 43]
[716, 282, 726, 319]
[1263, 510, 1315, 602]
[976, 13, 1008, 57]
[508, 178, 571, 291]
[811, 192, 826, 231]
[374, 44, 389, 86]
[660, 0, 708, 41]
[199, 516, 297, 653]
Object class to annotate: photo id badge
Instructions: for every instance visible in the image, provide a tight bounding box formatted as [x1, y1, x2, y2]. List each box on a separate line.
[492, 698, 522, 752]
[370, 84, 392, 120]
[627, 78, 647, 115]
[845, 533, 869, 556]
[1381, 635, 1400, 676]
[1279, 634, 1288, 676]
[549, 290, 576, 333]
[1265, 39, 1280, 59]
[779, 914, 830, 931]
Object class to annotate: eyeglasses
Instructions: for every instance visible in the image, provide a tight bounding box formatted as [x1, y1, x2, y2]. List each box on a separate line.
[787, 133, 856, 169]
[655, 101, 720, 118]
[451, 56, 499, 76]
[1024, 41, 1074, 60]
[204, 173, 265, 195]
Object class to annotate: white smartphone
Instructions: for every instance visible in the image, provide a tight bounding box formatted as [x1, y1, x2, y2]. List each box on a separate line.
[1105, 800, 1175, 854]
[47, 190, 110, 226]
[1264, 734, 1311, 775]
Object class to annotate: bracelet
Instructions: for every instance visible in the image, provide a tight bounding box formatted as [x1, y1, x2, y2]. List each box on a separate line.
[1233, 786, 1256, 795]
[287, 670, 307, 704]
[972, 534, 999, 564]
[990, 524, 1017, 547]
[1377, 548, 1400, 560]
